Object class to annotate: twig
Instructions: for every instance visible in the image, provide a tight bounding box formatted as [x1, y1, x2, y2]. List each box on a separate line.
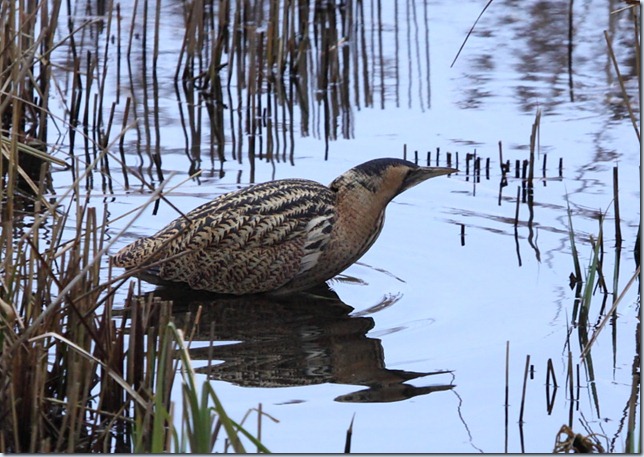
[450, 0, 494, 68]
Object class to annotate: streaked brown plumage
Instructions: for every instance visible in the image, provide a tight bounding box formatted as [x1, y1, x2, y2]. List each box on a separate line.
[112, 158, 456, 295]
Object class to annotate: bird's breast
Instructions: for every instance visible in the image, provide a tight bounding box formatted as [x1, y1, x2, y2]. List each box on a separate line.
[315, 189, 388, 272]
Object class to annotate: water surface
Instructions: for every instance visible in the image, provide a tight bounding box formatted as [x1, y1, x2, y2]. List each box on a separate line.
[46, 0, 642, 452]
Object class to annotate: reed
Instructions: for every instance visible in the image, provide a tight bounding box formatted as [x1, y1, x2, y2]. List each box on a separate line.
[0, 0, 264, 451]
[1, 194, 263, 451]
[555, 5, 640, 450]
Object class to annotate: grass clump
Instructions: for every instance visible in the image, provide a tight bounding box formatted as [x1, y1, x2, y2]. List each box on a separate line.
[0, 224, 266, 452]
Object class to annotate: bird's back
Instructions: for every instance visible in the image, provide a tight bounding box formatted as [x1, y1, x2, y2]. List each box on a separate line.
[112, 179, 337, 295]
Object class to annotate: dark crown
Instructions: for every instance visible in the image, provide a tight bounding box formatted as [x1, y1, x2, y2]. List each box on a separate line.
[351, 158, 418, 176]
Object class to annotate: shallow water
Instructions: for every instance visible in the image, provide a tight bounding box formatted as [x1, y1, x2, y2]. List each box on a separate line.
[43, 0, 641, 452]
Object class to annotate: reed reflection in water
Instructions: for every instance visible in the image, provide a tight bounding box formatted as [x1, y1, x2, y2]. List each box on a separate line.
[148, 285, 453, 404]
[28, 0, 433, 187]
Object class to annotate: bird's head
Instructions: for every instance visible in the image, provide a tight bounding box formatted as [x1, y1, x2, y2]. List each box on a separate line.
[329, 158, 457, 203]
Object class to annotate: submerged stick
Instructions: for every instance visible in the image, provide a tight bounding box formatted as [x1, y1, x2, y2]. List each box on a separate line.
[344, 413, 355, 453]
[518, 354, 530, 424]
[613, 166, 622, 249]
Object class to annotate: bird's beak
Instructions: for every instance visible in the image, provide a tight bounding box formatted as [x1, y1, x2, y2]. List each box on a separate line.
[402, 166, 458, 192]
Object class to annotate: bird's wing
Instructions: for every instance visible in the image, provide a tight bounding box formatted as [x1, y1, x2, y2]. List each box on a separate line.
[138, 179, 337, 294]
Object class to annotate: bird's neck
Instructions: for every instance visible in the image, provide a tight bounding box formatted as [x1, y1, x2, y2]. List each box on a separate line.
[331, 186, 390, 259]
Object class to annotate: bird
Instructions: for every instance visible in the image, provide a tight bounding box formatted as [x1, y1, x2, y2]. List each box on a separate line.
[112, 158, 456, 295]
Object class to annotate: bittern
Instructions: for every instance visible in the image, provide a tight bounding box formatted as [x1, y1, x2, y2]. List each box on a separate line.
[112, 158, 456, 295]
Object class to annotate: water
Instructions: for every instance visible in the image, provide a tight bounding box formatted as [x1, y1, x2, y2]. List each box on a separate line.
[43, 0, 640, 452]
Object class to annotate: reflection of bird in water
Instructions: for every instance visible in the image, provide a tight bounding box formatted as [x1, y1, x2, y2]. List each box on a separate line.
[112, 158, 455, 295]
[155, 285, 454, 404]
